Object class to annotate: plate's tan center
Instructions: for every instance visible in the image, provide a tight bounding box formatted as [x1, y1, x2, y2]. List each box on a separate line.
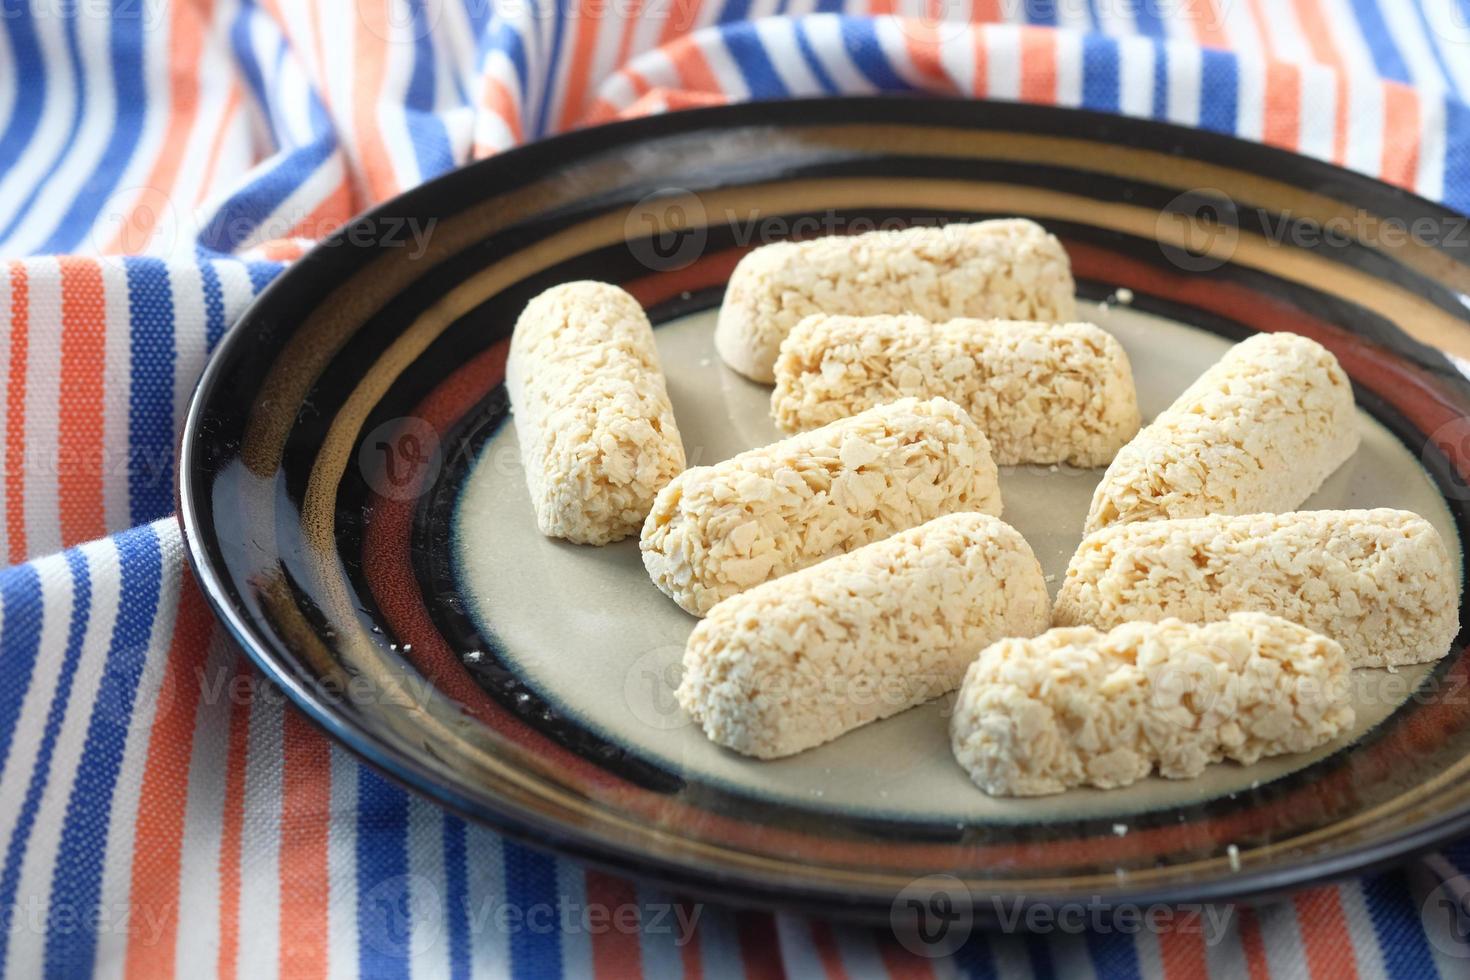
[453, 300, 1462, 824]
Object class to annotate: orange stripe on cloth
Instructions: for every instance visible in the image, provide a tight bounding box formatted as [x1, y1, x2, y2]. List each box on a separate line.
[1187, 0, 1231, 49]
[480, 75, 525, 148]
[57, 257, 106, 547]
[809, 921, 851, 980]
[735, 910, 785, 980]
[122, 579, 216, 980]
[1262, 61, 1303, 151]
[353, 0, 402, 203]
[251, 239, 312, 263]
[664, 34, 722, 94]
[1158, 912, 1210, 980]
[1019, 24, 1057, 103]
[6, 261, 28, 564]
[1381, 83, 1421, 190]
[106, 0, 207, 253]
[195, 86, 243, 207]
[1244, 0, 1300, 152]
[215, 659, 254, 980]
[660, 0, 703, 48]
[1293, 887, 1359, 980]
[583, 68, 652, 127]
[557, 0, 606, 132]
[677, 899, 703, 979]
[972, 0, 1002, 21]
[902, 21, 955, 93]
[972, 25, 989, 97]
[585, 872, 644, 977]
[614, 0, 643, 69]
[876, 938, 936, 979]
[1292, 0, 1349, 165]
[1236, 907, 1272, 980]
[278, 710, 333, 980]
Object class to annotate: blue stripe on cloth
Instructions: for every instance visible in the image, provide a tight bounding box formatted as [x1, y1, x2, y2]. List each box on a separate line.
[953, 933, 998, 979]
[841, 19, 911, 92]
[356, 769, 413, 978]
[1364, 869, 1441, 979]
[482, 19, 530, 98]
[200, 259, 228, 351]
[272, 31, 288, 89]
[794, 20, 838, 94]
[38, 0, 150, 252]
[195, 136, 338, 253]
[405, 0, 455, 181]
[503, 841, 562, 979]
[1197, 46, 1239, 135]
[0, 7, 86, 246]
[813, 0, 845, 14]
[530, 0, 569, 139]
[722, 23, 790, 98]
[45, 525, 162, 978]
[1441, 94, 1470, 214]
[0, 8, 45, 192]
[1026, 933, 1057, 978]
[1085, 930, 1141, 979]
[1081, 34, 1121, 113]
[719, 0, 753, 22]
[1152, 39, 1168, 119]
[0, 563, 42, 786]
[124, 258, 175, 525]
[229, 0, 279, 141]
[1133, 0, 1166, 37]
[0, 550, 89, 976]
[1350, 0, 1411, 83]
[1024, 0, 1058, 26]
[247, 260, 281, 295]
[458, 0, 491, 33]
[1444, 840, 1470, 875]
[443, 814, 471, 980]
[1079, 0, 1103, 31]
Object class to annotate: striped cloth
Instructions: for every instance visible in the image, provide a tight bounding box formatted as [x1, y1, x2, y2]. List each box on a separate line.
[3, 1, 1470, 977]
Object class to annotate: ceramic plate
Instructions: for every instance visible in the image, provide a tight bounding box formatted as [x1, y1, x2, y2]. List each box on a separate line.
[180, 97, 1470, 920]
